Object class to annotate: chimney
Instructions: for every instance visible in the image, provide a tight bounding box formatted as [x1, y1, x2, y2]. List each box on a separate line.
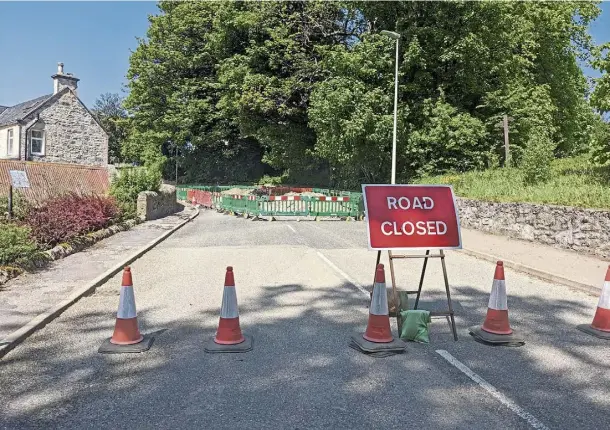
[52, 62, 80, 95]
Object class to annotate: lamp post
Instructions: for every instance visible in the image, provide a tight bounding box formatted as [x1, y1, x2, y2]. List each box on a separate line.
[381, 30, 400, 185]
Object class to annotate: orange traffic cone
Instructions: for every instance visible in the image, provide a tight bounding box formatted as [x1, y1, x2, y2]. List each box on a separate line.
[349, 264, 406, 356]
[470, 261, 523, 346]
[364, 264, 393, 343]
[205, 266, 253, 353]
[577, 265, 610, 340]
[99, 267, 154, 354]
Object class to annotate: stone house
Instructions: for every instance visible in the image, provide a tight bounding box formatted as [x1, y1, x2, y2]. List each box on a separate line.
[0, 63, 108, 166]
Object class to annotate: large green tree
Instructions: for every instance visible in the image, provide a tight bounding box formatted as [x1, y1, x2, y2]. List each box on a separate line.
[92, 92, 128, 164]
[124, 0, 603, 186]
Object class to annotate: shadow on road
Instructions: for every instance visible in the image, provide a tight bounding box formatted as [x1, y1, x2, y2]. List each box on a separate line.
[0, 280, 608, 429]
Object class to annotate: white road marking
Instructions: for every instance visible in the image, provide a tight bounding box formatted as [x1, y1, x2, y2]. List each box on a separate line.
[316, 251, 369, 296]
[436, 350, 550, 430]
[286, 224, 296, 233]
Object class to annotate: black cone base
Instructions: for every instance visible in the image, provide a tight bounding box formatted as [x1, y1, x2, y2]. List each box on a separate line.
[469, 326, 524, 347]
[205, 334, 253, 353]
[98, 334, 155, 354]
[349, 334, 407, 357]
[576, 324, 610, 340]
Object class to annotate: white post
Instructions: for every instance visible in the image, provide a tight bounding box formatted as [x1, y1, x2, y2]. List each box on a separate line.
[391, 39, 399, 185]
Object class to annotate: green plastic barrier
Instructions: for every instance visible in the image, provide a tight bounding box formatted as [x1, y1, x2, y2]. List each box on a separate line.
[258, 196, 309, 217]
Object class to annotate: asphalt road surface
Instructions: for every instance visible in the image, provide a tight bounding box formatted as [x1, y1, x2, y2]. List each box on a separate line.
[1, 211, 608, 429]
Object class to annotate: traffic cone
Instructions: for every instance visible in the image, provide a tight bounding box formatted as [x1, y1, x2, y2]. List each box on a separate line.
[349, 264, 406, 357]
[205, 266, 253, 353]
[364, 264, 393, 343]
[577, 265, 610, 340]
[98, 267, 155, 354]
[469, 261, 524, 346]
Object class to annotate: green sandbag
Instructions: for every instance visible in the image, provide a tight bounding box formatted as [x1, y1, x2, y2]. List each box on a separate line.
[400, 310, 432, 343]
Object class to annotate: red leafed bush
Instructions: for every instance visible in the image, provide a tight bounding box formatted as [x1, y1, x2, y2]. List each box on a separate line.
[24, 193, 121, 247]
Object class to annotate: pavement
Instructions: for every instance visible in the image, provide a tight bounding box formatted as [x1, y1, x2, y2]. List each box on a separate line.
[0, 211, 608, 429]
[0, 208, 196, 340]
[460, 228, 608, 293]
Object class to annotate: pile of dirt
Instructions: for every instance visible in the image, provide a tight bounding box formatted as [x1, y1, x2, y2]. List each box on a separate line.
[221, 187, 252, 196]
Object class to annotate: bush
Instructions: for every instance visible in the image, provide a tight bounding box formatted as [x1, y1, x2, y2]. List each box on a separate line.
[0, 223, 39, 265]
[24, 194, 120, 248]
[110, 166, 162, 218]
[0, 192, 34, 222]
[521, 128, 554, 185]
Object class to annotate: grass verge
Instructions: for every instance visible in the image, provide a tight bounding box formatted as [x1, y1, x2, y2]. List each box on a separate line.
[415, 156, 610, 210]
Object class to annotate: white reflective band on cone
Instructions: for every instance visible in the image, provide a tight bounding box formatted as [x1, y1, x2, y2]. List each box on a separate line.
[488, 279, 508, 310]
[370, 282, 389, 316]
[220, 287, 239, 318]
[598, 282, 610, 309]
[117, 286, 137, 319]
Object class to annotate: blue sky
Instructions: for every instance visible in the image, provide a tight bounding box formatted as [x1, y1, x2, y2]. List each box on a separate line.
[0, 1, 609, 109]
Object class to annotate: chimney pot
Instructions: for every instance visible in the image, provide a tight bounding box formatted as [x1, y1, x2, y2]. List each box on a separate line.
[57, 62, 64, 74]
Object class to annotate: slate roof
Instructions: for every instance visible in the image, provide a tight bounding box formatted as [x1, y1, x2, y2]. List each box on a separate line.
[0, 94, 53, 127]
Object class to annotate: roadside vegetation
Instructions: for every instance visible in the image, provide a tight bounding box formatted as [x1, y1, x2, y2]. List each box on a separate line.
[0, 164, 162, 268]
[104, 0, 609, 196]
[416, 156, 610, 210]
[1, 194, 122, 266]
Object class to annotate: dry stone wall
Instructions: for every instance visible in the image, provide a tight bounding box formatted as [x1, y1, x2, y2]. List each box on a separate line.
[456, 198, 610, 259]
[137, 184, 182, 221]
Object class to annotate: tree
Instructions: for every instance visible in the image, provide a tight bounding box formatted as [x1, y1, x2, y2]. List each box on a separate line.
[92, 92, 128, 163]
[123, 0, 603, 186]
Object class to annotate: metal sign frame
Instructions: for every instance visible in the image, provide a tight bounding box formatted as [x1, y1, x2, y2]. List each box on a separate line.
[362, 184, 460, 341]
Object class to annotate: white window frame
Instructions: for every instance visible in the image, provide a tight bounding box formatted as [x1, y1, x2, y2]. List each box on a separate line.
[6, 129, 13, 156]
[30, 129, 45, 156]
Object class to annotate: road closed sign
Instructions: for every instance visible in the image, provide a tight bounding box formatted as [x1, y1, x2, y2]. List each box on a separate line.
[362, 184, 462, 250]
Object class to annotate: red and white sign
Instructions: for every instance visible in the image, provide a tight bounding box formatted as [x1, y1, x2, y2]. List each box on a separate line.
[362, 184, 462, 250]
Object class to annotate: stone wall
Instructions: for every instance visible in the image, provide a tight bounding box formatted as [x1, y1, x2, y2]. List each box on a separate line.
[456, 198, 610, 259]
[20, 89, 108, 166]
[137, 184, 182, 221]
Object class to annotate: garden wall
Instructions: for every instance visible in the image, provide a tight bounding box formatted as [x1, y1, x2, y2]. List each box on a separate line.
[456, 198, 610, 259]
[137, 184, 182, 221]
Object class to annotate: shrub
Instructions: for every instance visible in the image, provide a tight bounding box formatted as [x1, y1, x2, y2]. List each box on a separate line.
[110, 166, 162, 218]
[0, 223, 39, 265]
[521, 128, 554, 185]
[24, 194, 120, 247]
[0, 192, 34, 222]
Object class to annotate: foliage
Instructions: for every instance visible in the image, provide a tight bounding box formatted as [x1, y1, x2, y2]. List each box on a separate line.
[416, 156, 610, 210]
[92, 92, 128, 163]
[0, 191, 34, 222]
[591, 42, 610, 113]
[109, 166, 162, 218]
[123, 0, 603, 187]
[24, 194, 120, 248]
[520, 127, 555, 185]
[405, 95, 489, 178]
[0, 223, 39, 265]
[591, 116, 610, 164]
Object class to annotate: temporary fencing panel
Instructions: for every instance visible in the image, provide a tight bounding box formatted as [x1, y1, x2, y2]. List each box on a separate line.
[182, 185, 365, 218]
[259, 195, 309, 216]
[308, 196, 353, 217]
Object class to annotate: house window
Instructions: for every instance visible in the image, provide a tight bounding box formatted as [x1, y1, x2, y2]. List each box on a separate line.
[30, 130, 44, 155]
[7, 129, 13, 156]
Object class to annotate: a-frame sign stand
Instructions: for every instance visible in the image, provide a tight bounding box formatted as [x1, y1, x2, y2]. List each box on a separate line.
[373, 249, 458, 341]
[362, 184, 463, 343]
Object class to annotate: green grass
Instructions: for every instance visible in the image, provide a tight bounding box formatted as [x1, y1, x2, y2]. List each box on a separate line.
[414, 156, 610, 210]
